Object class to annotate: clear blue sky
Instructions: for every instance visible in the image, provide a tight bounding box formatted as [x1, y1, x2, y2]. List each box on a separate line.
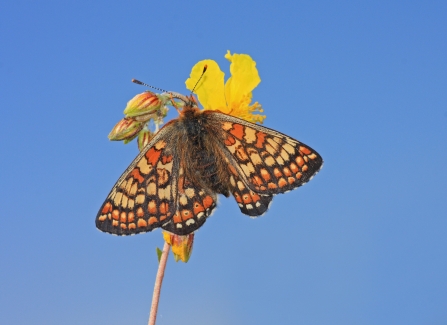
[1, 1, 446, 324]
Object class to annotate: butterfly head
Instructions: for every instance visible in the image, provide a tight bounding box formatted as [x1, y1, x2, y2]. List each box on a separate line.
[185, 94, 199, 109]
[165, 92, 199, 115]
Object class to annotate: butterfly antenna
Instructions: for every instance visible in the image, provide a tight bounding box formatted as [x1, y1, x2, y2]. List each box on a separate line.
[132, 79, 169, 93]
[190, 64, 208, 95]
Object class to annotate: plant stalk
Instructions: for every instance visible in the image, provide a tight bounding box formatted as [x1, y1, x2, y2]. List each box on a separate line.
[148, 241, 170, 325]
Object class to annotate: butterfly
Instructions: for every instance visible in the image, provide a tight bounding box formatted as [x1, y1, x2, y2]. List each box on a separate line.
[96, 96, 323, 236]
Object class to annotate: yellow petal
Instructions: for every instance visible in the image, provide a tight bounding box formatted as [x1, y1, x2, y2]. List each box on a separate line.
[224, 51, 261, 107]
[185, 60, 226, 110]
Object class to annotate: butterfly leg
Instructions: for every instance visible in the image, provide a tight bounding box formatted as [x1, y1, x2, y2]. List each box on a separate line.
[169, 94, 182, 114]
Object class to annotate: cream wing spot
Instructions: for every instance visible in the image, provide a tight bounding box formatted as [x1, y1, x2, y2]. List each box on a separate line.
[121, 195, 129, 208]
[136, 194, 145, 204]
[154, 140, 167, 150]
[137, 158, 151, 174]
[120, 179, 128, 190]
[222, 122, 233, 131]
[276, 156, 285, 165]
[147, 182, 157, 195]
[280, 149, 290, 161]
[265, 143, 276, 156]
[130, 183, 138, 195]
[185, 188, 195, 198]
[244, 127, 257, 143]
[159, 186, 171, 200]
[264, 156, 275, 167]
[267, 138, 280, 150]
[226, 143, 237, 154]
[125, 179, 133, 192]
[113, 192, 123, 206]
[179, 195, 188, 206]
[283, 143, 296, 154]
[248, 151, 263, 165]
[241, 162, 255, 176]
[157, 159, 173, 170]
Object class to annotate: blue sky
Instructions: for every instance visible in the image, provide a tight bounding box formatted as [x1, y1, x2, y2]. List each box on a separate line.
[1, 1, 446, 324]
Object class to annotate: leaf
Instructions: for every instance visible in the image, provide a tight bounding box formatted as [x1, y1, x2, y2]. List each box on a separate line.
[156, 247, 163, 263]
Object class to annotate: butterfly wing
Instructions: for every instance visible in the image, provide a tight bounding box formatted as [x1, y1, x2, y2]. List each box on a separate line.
[205, 111, 323, 215]
[227, 166, 273, 216]
[96, 122, 181, 236]
[161, 164, 218, 235]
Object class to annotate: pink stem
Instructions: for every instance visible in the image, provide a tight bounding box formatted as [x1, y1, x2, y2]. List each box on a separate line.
[148, 241, 170, 325]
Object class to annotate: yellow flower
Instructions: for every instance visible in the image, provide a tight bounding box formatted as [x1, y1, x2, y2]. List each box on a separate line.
[185, 51, 266, 123]
[162, 232, 194, 263]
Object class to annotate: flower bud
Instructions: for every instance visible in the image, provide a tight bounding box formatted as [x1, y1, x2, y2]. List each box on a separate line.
[124, 91, 164, 117]
[108, 117, 144, 141]
[137, 129, 154, 151]
[162, 232, 194, 263]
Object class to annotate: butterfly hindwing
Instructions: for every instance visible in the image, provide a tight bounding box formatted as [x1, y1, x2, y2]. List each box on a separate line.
[228, 167, 273, 216]
[161, 165, 218, 235]
[96, 125, 179, 235]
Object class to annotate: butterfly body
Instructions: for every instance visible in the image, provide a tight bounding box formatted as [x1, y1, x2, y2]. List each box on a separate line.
[171, 103, 232, 198]
[97, 98, 323, 236]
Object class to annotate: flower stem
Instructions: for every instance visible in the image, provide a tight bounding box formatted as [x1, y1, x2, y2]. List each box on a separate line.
[148, 241, 170, 325]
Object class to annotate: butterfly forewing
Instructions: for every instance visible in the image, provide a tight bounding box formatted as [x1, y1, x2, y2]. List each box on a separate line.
[204, 111, 323, 213]
[96, 124, 180, 235]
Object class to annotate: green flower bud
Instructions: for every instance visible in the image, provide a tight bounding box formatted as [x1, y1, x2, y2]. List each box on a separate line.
[137, 128, 154, 151]
[108, 117, 144, 141]
[124, 91, 164, 117]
